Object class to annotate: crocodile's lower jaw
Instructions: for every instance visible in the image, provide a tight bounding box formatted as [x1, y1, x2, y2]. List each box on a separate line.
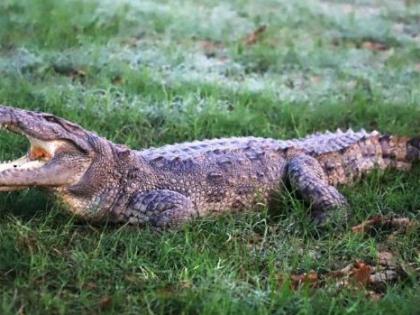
[0, 157, 47, 191]
[0, 157, 46, 173]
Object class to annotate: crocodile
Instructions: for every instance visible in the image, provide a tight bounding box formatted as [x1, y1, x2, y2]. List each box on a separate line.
[0, 105, 419, 228]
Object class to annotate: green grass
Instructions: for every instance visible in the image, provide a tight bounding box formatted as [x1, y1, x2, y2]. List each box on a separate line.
[0, 0, 419, 314]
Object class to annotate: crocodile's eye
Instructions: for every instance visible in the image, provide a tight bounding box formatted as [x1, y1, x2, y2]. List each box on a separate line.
[43, 114, 61, 124]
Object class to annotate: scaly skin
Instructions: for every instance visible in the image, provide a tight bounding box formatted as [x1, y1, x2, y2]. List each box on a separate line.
[0, 105, 419, 228]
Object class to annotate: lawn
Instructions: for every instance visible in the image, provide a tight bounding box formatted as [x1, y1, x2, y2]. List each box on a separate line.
[0, 0, 419, 314]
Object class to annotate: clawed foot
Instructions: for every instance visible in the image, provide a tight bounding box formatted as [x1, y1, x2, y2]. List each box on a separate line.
[311, 207, 350, 229]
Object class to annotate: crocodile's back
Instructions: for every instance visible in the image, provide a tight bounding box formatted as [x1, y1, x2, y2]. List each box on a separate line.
[135, 130, 380, 214]
[139, 130, 375, 161]
[140, 137, 284, 158]
[138, 137, 288, 213]
[295, 129, 375, 154]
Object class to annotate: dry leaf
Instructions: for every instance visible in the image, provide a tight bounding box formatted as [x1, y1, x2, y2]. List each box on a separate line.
[70, 69, 86, 80]
[367, 290, 383, 301]
[247, 233, 263, 245]
[329, 263, 353, 278]
[84, 282, 98, 290]
[362, 41, 388, 51]
[352, 216, 413, 234]
[112, 75, 124, 85]
[369, 269, 398, 284]
[352, 216, 382, 233]
[378, 251, 395, 268]
[352, 261, 372, 286]
[53, 64, 86, 81]
[298, 250, 406, 300]
[310, 76, 322, 85]
[244, 25, 267, 46]
[157, 286, 176, 298]
[200, 40, 224, 58]
[369, 251, 404, 290]
[290, 271, 319, 289]
[99, 296, 112, 310]
[330, 261, 374, 289]
[180, 280, 192, 289]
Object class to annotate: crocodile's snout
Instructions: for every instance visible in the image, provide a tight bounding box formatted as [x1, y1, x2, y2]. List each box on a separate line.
[0, 104, 93, 153]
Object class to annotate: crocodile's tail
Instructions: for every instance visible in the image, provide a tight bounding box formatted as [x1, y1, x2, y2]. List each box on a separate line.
[407, 137, 420, 161]
[379, 135, 419, 170]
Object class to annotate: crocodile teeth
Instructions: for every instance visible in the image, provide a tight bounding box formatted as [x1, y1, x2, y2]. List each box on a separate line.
[0, 127, 51, 173]
[0, 157, 46, 173]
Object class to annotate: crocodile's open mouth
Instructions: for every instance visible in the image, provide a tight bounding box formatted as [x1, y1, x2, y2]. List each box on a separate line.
[0, 105, 94, 193]
[0, 124, 65, 191]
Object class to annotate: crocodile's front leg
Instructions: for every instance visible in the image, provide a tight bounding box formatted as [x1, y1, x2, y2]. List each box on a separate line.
[126, 189, 197, 228]
[287, 154, 349, 225]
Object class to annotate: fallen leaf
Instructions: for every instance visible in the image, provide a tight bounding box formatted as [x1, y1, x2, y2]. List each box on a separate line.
[112, 75, 124, 85]
[331, 253, 405, 294]
[377, 251, 395, 268]
[52, 64, 86, 81]
[329, 263, 353, 278]
[70, 69, 86, 81]
[310, 76, 322, 85]
[122, 32, 146, 47]
[285, 251, 407, 300]
[367, 290, 383, 301]
[84, 282, 98, 290]
[17, 233, 39, 253]
[352, 216, 413, 234]
[352, 216, 382, 233]
[247, 232, 263, 245]
[369, 269, 398, 284]
[157, 286, 176, 298]
[388, 217, 412, 227]
[180, 280, 192, 289]
[352, 261, 373, 286]
[362, 41, 388, 51]
[330, 261, 375, 290]
[244, 25, 267, 46]
[99, 296, 112, 310]
[290, 271, 318, 289]
[200, 40, 224, 58]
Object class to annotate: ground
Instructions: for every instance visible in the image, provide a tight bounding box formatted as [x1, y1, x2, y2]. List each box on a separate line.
[0, 0, 419, 314]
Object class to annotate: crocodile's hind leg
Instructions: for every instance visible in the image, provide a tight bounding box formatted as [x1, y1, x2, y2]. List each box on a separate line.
[127, 190, 197, 228]
[287, 154, 349, 225]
